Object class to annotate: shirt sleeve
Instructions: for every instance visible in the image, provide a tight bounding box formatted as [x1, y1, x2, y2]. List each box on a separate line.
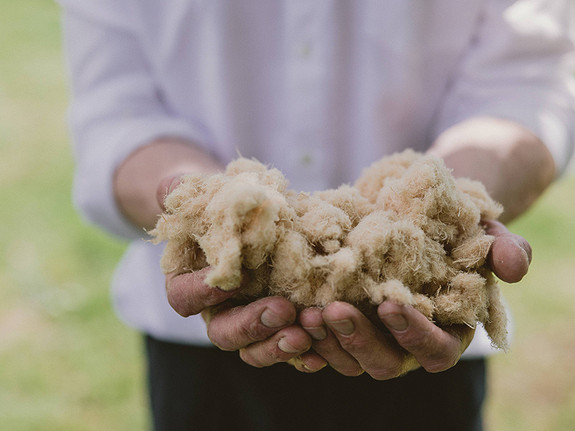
[58, 0, 214, 240]
[432, 0, 575, 176]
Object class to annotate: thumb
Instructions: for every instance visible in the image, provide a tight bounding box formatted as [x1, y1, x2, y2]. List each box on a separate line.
[156, 174, 186, 211]
[484, 220, 532, 283]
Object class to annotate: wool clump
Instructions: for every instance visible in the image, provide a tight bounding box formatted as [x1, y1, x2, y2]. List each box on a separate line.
[150, 150, 509, 349]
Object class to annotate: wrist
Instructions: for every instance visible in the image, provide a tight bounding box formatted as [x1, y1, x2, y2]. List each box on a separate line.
[114, 138, 223, 230]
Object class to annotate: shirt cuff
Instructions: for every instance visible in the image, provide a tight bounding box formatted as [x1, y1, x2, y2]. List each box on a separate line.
[471, 104, 575, 177]
[433, 101, 575, 178]
[73, 115, 213, 240]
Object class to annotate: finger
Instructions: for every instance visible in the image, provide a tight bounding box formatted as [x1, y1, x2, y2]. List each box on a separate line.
[166, 268, 237, 316]
[288, 352, 329, 373]
[299, 307, 363, 376]
[206, 296, 297, 351]
[238, 325, 312, 368]
[323, 302, 415, 380]
[299, 307, 328, 341]
[378, 301, 474, 373]
[484, 219, 532, 283]
[156, 174, 186, 210]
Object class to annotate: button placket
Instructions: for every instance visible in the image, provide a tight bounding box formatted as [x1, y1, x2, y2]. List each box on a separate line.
[284, 0, 327, 186]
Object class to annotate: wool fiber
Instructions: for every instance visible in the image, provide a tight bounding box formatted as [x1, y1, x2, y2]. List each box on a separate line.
[151, 150, 508, 349]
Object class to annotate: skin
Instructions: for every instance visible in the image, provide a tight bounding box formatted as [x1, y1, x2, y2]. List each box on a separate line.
[114, 116, 552, 377]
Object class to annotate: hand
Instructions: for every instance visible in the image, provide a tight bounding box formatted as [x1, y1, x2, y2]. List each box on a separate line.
[158, 171, 531, 375]
[484, 219, 532, 283]
[166, 267, 322, 368]
[298, 301, 470, 378]
[297, 220, 532, 379]
[158, 175, 327, 371]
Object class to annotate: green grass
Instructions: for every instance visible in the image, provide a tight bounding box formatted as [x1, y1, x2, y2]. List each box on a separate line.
[1, 1, 574, 430]
[485, 177, 575, 431]
[0, 2, 146, 430]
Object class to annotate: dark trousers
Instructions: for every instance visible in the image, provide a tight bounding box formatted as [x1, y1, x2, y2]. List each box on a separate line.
[145, 335, 486, 431]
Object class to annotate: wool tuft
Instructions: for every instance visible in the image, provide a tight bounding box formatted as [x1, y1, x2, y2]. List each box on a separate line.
[151, 150, 509, 349]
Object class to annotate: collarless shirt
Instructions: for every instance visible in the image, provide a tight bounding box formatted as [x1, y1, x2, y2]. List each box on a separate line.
[58, 0, 575, 353]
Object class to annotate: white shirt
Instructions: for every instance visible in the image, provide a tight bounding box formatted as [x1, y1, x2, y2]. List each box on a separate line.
[58, 0, 575, 354]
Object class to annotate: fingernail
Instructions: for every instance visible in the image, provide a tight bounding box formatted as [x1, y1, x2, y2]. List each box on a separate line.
[328, 319, 354, 335]
[261, 309, 287, 328]
[383, 314, 408, 331]
[290, 355, 327, 372]
[301, 361, 327, 373]
[303, 326, 327, 341]
[513, 236, 533, 264]
[278, 337, 301, 354]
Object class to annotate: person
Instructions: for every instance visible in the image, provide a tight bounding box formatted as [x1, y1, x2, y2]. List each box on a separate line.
[57, 1, 575, 430]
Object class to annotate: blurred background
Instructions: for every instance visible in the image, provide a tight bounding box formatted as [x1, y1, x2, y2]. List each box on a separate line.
[1, 1, 574, 430]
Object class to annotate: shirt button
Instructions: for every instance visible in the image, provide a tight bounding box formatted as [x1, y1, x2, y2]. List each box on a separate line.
[299, 42, 312, 58]
[300, 153, 313, 166]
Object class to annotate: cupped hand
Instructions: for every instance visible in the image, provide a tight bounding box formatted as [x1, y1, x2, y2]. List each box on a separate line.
[158, 173, 531, 376]
[298, 301, 472, 379]
[297, 220, 532, 378]
[158, 174, 325, 370]
[165, 268, 322, 369]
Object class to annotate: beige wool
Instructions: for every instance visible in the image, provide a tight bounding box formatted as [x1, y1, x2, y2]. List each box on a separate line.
[151, 150, 509, 350]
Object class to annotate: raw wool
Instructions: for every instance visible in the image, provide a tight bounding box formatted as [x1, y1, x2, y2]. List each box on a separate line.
[313, 185, 376, 226]
[150, 150, 509, 349]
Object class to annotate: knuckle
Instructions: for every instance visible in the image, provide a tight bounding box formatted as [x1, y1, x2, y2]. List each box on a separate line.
[207, 305, 281, 352]
[338, 334, 371, 353]
[267, 347, 292, 364]
[397, 330, 429, 352]
[240, 317, 271, 344]
[208, 318, 258, 351]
